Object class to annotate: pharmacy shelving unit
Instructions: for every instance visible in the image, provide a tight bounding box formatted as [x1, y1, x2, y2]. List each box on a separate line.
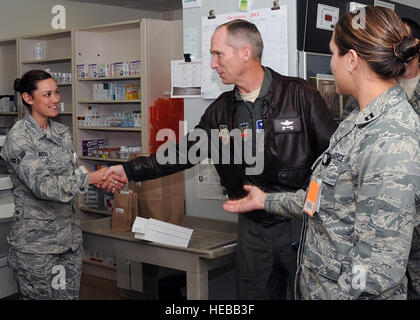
[17, 30, 74, 139]
[74, 19, 182, 215]
[0, 38, 18, 135]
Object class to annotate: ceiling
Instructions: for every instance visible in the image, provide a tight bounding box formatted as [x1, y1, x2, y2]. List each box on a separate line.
[65, 0, 182, 12]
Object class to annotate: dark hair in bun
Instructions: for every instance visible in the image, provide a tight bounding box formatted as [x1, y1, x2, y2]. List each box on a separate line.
[335, 6, 419, 79]
[14, 70, 52, 107]
[393, 36, 420, 64]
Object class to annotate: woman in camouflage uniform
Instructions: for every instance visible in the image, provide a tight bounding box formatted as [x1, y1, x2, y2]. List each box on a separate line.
[1, 70, 121, 299]
[223, 6, 420, 300]
[340, 16, 420, 300]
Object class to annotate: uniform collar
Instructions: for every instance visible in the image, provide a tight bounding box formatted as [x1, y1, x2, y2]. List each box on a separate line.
[233, 66, 272, 102]
[24, 112, 68, 141]
[354, 84, 406, 126]
[408, 76, 420, 107]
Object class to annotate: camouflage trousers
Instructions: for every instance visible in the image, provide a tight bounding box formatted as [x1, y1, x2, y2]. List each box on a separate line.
[8, 246, 82, 300]
[407, 226, 420, 300]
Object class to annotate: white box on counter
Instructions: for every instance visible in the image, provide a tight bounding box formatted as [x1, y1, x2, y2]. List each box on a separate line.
[132, 217, 193, 248]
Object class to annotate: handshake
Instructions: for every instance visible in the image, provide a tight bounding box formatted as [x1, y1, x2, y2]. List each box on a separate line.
[87, 165, 128, 194]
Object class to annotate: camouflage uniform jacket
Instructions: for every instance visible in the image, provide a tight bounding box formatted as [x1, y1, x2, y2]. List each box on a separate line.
[407, 76, 420, 115]
[265, 85, 420, 299]
[341, 76, 420, 119]
[1, 114, 89, 254]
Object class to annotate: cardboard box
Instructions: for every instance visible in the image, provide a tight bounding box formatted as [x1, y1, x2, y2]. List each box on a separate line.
[76, 64, 86, 78]
[88, 64, 97, 78]
[127, 154, 185, 226]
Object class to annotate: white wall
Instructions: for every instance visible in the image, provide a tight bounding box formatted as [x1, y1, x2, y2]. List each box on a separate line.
[0, 0, 161, 39]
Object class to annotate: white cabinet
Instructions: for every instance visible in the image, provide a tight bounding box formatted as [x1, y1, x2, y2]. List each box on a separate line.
[74, 19, 182, 214]
[18, 30, 74, 138]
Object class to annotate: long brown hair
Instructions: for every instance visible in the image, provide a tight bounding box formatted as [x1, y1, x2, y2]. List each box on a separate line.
[334, 5, 420, 79]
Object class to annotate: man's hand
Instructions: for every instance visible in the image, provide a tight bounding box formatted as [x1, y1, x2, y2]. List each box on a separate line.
[88, 167, 127, 193]
[222, 185, 267, 213]
[99, 165, 128, 193]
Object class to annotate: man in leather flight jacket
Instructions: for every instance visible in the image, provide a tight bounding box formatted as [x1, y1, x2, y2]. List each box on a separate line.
[102, 20, 337, 299]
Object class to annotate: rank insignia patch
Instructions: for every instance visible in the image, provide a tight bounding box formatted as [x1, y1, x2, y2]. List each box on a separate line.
[219, 125, 229, 145]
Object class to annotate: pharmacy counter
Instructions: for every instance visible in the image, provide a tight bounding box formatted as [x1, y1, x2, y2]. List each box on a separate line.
[81, 216, 237, 300]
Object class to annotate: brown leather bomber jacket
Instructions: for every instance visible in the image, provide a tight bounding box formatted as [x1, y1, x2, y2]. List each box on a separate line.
[122, 67, 337, 202]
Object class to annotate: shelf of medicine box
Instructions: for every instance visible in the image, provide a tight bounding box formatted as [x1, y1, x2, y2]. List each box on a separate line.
[57, 82, 72, 87]
[57, 112, 73, 115]
[80, 206, 112, 216]
[20, 56, 72, 64]
[79, 156, 129, 163]
[78, 75, 140, 81]
[0, 112, 17, 116]
[78, 99, 141, 104]
[77, 126, 141, 132]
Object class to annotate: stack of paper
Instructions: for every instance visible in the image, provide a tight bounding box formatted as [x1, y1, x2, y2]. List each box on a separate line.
[0, 135, 6, 147]
[0, 196, 14, 219]
[0, 175, 13, 220]
[131, 217, 193, 248]
[0, 175, 12, 191]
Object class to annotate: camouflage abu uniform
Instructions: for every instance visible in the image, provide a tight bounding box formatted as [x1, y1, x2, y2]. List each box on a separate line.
[264, 85, 420, 299]
[405, 78, 420, 300]
[406, 75, 420, 114]
[341, 76, 420, 120]
[0, 113, 89, 299]
[341, 80, 420, 300]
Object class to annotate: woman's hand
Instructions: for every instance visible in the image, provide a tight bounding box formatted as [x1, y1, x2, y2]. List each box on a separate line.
[222, 185, 267, 213]
[89, 167, 126, 193]
[98, 165, 128, 193]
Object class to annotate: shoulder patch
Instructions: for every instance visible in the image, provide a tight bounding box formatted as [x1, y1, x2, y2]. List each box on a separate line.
[10, 151, 26, 165]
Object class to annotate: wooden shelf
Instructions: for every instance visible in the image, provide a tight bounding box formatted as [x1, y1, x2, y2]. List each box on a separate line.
[18, 31, 73, 140]
[78, 76, 140, 81]
[0, 112, 17, 115]
[79, 156, 129, 163]
[78, 100, 141, 104]
[80, 207, 112, 216]
[21, 57, 72, 64]
[82, 258, 116, 271]
[78, 126, 141, 132]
